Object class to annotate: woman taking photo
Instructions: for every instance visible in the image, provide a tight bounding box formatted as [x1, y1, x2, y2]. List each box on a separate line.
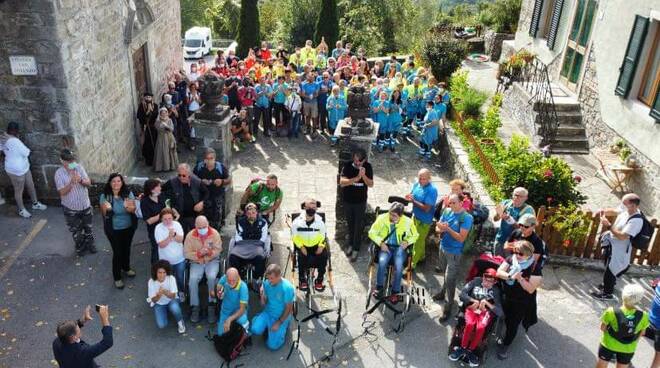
[148, 260, 186, 334]
[496, 240, 543, 360]
[154, 208, 186, 301]
[100, 173, 137, 289]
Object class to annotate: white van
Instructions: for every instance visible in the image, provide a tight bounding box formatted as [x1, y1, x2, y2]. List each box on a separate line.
[183, 27, 212, 59]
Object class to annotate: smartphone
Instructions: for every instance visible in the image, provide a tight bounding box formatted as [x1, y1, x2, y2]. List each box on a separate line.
[95, 304, 101, 312]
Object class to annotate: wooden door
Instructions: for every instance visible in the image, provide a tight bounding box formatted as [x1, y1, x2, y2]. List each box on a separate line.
[132, 44, 150, 100]
[559, 0, 597, 91]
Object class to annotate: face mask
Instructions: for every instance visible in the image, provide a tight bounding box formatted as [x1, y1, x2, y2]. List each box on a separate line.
[151, 189, 161, 197]
[67, 162, 78, 170]
[198, 227, 208, 236]
[305, 208, 316, 216]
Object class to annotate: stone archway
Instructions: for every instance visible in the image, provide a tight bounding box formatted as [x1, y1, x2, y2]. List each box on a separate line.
[124, 0, 155, 44]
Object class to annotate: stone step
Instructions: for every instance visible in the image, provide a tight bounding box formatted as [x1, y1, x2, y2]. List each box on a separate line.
[549, 147, 591, 155]
[536, 122, 586, 136]
[549, 135, 590, 150]
[533, 100, 581, 113]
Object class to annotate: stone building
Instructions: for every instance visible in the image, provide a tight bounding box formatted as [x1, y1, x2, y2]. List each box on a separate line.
[0, 0, 182, 201]
[501, 0, 660, 216]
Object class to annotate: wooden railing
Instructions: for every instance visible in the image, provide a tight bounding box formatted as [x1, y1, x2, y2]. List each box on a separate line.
[536, 206, 660, 266]
[455, 112, 500, 186]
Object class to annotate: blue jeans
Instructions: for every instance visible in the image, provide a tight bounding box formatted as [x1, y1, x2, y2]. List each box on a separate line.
[250, 312, 291, 350]
[171, 261, 185, 293]
[376, 245, 407, 293]
[288, 112, 300, 138]
[154, 299, 183, 328]
[189, 260, 220, 307]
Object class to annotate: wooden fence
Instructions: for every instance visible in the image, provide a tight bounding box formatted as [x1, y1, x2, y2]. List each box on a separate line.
[455, 112, 500, 186]
[536, 206, 660, 266]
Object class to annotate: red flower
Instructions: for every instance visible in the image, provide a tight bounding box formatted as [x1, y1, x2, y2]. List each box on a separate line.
[547, 196, 554, 204]
[574, 175, 582, 183]
[543, 169, 554, 178]
[563, 239, 572, 247]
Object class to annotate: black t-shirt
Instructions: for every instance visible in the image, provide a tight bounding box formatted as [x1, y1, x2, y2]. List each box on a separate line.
[194, 164, 229, 199]
[231, 115, 248, 130]
[181, 185, 195, 217]
[507, 229, 545, 256]
[226, 76, 241, 102]
[501, 255, 543, 302]
[341, 162, 373, 204]
[140, 196, 166, 235]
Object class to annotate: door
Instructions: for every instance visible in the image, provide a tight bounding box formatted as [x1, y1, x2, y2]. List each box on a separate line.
[559, 0, 597, 91]
[132, 44, 150, 101]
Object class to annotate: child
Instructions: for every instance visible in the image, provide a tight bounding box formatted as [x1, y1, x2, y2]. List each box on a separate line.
[419, 101, 439, 160]
[596, 283, 649, 368]
[371, 91, 391, 152]
[449, 268, 503, 366]
[326, 86, 347, 145]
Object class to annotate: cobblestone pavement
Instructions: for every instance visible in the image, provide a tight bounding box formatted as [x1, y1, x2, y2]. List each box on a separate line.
[0, 132, 656, 368]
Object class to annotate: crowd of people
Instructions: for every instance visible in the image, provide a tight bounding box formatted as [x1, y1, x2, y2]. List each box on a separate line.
[137, 38, 450, 161]
[0, 38, 655, 368]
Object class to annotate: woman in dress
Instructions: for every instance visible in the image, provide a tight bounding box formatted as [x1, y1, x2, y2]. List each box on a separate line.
[153, 107, 178, 172]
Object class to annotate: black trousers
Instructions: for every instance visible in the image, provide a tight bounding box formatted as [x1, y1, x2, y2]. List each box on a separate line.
[228, 254, 266, 280]
[603, 263, 629, 295]
[502, 297, 530, 346]
[148, 229, 158, 265]
[254, 106, 271, 136]
[108, 227, 136, 281]
[296, 246, 328, 283]
[344, 201, 367, 252]
[273, 102, 285, 127]
[180, 216, 195, 236]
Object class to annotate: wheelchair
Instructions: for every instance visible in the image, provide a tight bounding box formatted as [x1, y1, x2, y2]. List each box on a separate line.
[448, 254, 504, 366]
[284, 201, 344, 361]
[222, 208, 273, 293]
[363, 196, 424, 333]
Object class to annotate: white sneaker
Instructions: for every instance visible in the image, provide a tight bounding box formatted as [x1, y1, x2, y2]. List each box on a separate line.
[177, 321, 186, 334]
[32, 202, 47, 210]
[18, 209, 32, 218]
[178, 291, 186, 303]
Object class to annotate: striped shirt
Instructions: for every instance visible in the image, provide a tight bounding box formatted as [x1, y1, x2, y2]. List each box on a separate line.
[55, 165, 91, 211]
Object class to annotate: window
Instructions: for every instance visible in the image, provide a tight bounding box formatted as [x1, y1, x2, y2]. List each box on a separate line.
[560, 0, 597, 90]
[638, 28, 660, 107]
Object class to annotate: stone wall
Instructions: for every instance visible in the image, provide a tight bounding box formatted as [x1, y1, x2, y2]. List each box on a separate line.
[578, 45, 660, 217]
[0, 0, 182, 204]
[484, 31, 515, 61]
[0, 0, 75, 199]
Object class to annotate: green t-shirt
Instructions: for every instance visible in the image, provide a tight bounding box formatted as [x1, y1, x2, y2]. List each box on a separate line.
[249, 182, 282, 212]
[600, 306, 649, 353]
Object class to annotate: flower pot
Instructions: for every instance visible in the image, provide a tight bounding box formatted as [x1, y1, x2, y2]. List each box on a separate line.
[480, 138, 496, 145]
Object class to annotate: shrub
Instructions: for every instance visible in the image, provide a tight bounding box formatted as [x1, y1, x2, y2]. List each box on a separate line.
[546, 203, 591, 247]
[455, 88, 488, 118]
[464, 117, 484, 137]
[478, 0, 522, 33]
[420, 32, 468, 81]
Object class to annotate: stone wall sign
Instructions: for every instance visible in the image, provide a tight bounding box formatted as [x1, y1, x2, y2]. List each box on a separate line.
[9, 56, 37, 75]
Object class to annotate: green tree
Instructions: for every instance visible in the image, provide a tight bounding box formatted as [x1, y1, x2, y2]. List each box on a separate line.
[478, 0, 522, 33]
[420, 32, 468, 81]
[212, 0, 240, 39]
[236, 0, 261, 57]
[180, 0, 215, 36]
[314, 0, 339, 48]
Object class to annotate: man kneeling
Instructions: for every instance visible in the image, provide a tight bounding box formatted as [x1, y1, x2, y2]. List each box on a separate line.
[216, 268, 249, 336]
[251, 264, 294, 350]
[291, 198, 328, 292]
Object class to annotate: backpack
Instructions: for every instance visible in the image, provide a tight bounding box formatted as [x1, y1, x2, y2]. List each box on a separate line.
[627, 212, 653, 250]
[212, 321, 249, 367]
[471, 202, 489, 225]
[607, 308, 643, 344]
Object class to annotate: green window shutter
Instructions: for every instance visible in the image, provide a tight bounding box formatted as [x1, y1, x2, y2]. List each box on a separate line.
[651, 87, 660, 121]
[546, 0, 565, 50]
[615, 15, 649, 98]
[529, 0, 545, 38]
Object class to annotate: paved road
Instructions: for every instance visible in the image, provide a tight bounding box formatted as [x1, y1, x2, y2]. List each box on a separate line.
[0, 135, 656, 367]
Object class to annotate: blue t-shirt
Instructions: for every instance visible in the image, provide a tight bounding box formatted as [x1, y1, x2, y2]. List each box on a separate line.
[411, 182, 438, 224]
[100, 192, 134, 230]
[255, 84, 272, 108]
[651, 285, 660, 328]
[439, 210, 473, 255]
[301, 81, 320, 103]
[218, 275, 249, 318]
[433, 102, 447, 120]
[264, 278, 295, 319]
[494, 199, 535, 244]
[371, 100, 390, 124]
[316, 79, 333, 106]
[272, 82, 289, 104]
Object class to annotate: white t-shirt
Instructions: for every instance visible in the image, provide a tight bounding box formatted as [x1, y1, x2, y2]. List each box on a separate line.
[608, 209, 643, 274]
[154, 221, 185, 265]
[148, 275, 178, 306]
[2, 136, 30, 176]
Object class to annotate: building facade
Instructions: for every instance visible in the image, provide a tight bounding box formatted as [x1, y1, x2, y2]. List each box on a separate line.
[503, 0, 660, 215]
[0, 0, 182, 200]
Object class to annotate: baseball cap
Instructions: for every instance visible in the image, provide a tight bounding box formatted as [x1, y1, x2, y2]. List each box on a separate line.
[518, 213, 537, 227]
[483, 268, 497, 278]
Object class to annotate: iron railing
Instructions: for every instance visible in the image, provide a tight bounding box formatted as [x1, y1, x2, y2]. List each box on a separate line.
[497, 56, 559, 147]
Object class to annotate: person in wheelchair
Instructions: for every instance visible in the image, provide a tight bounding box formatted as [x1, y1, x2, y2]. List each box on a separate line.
[449, 268, 503, 367]
[291, 198, 328, 292]
[368, 202, 418, 304]
[229, 203, 269, 282]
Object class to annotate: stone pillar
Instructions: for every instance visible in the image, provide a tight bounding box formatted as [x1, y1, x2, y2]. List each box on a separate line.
[484, 31, 515, 61]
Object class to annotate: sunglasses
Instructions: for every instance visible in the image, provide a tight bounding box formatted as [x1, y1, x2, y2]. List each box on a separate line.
[520, 224, 533, 229]
[512, 251, 525, 256]
[178, 174, 189, 178]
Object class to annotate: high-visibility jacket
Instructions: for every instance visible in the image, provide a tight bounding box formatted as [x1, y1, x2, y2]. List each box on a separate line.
[368, 213, 419, 246]
[291, 214, 326, 248]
